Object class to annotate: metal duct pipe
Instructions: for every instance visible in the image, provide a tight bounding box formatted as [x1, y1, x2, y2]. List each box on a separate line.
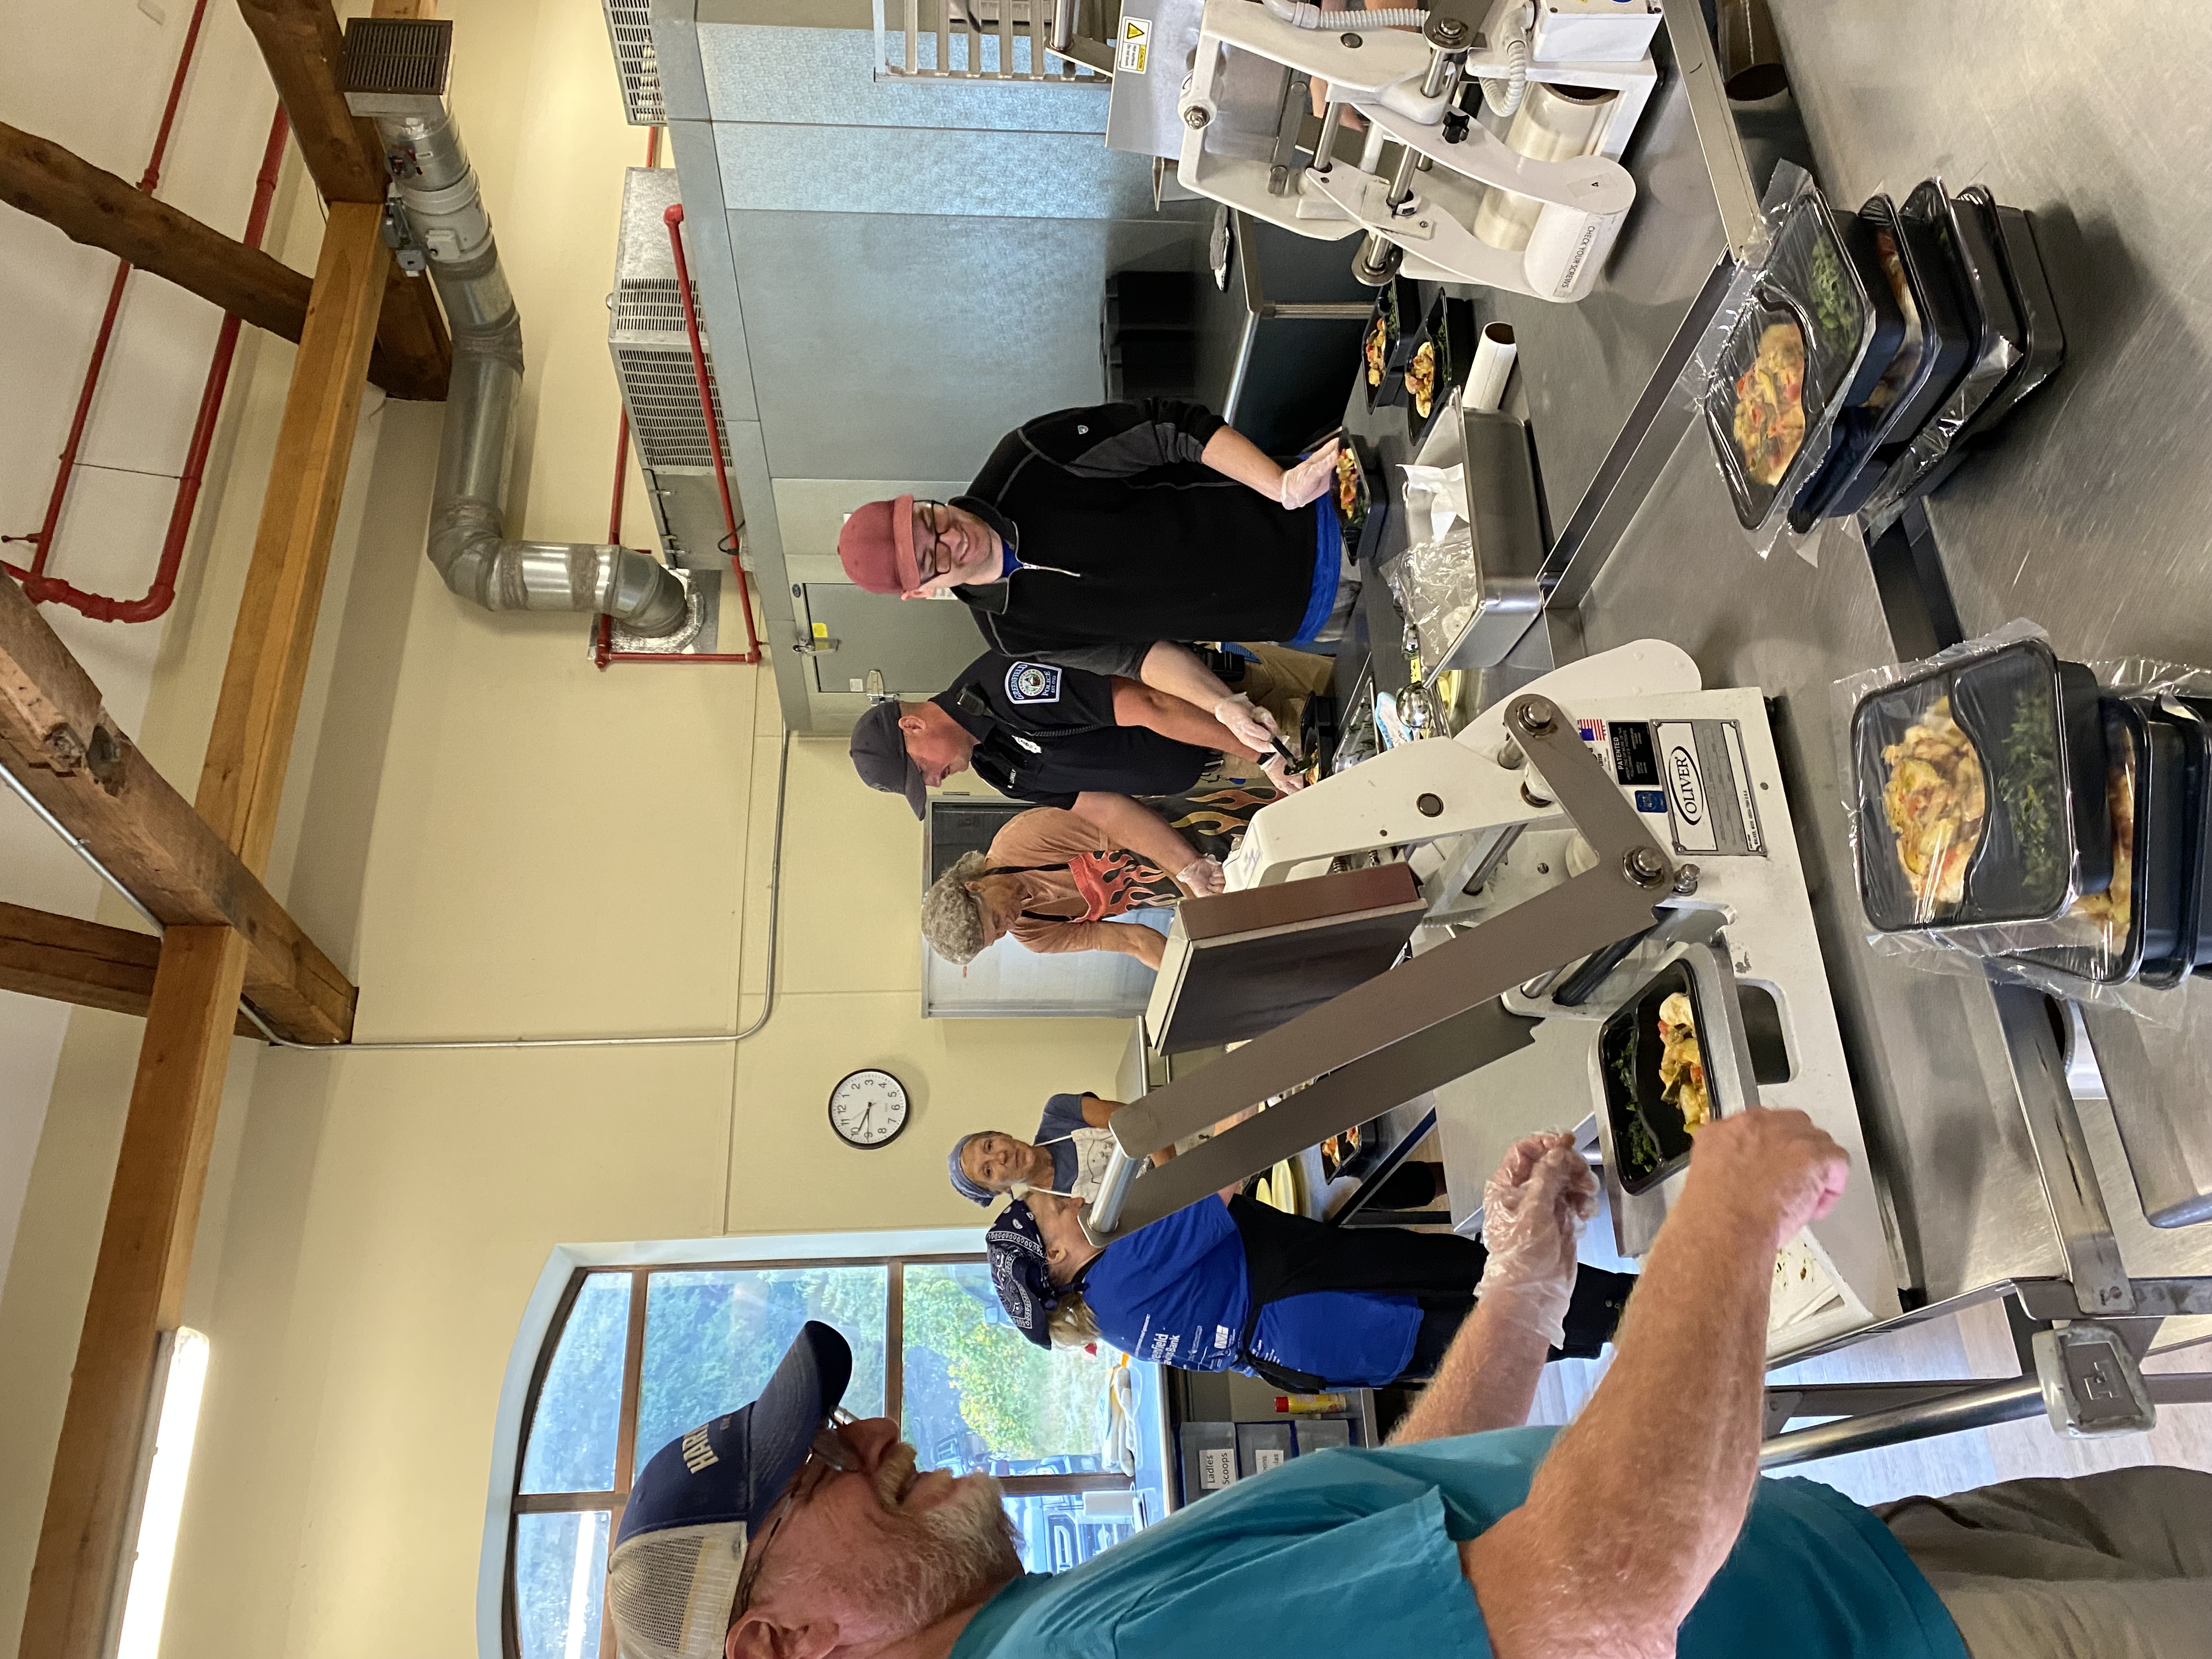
[375, 106, 689, 637]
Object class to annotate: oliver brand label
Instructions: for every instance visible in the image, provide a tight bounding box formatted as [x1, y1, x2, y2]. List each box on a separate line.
[1584, 719, 1763, 856]
[1652, 719, 1764, 857]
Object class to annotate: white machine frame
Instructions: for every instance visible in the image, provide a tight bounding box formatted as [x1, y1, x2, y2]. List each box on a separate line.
[1177, 0, 1656, 299]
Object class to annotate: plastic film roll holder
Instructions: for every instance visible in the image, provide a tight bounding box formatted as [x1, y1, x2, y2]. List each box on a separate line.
[1173, 0, 1659, 299]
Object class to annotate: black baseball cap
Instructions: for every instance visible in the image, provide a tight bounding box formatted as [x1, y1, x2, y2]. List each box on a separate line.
[850, 701, 926, 819]
[605, 1322, 853, 1659]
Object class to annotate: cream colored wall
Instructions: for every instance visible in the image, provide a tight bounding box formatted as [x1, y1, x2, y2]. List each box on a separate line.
[0, 3, 1135, 1656]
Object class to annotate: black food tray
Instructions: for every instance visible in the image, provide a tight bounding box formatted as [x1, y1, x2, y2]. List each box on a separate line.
[1704, 287, 1821, 529]
[1977, 201, 2067, 429]
[1408, 294, 1475, 450]
[2159, 698, 2212, 977]
[1765, 187, 1879, 414]
[1599, 960, 1709, 1195]
[1329, 430, 1389, 565]
[1361, 276, 1423, 410]
[1819, 193, 1977, 521]
[1863, 180, 2028, 511]
[1853, 639, 2112, 931]
[2011, 699, 2184, 985]
[1787, 209, 1910, 529]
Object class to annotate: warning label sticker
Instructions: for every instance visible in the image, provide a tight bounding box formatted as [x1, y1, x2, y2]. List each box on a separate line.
[1119, 13, 1150, 71]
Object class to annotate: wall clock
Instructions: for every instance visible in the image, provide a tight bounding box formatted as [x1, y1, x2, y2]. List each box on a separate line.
[828, 1068, 910, 1149]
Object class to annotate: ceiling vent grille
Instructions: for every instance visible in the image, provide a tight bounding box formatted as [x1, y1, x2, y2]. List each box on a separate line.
[602, 0, 666, 126]
[340, 17, 453, 116]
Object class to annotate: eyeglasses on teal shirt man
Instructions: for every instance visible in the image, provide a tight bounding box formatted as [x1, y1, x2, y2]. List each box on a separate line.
[605, 1115, 2212, 1659]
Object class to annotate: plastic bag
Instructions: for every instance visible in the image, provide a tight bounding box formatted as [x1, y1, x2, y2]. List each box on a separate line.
[1833, 622, 2200, 1023]
[1379, 526, 1478, 667]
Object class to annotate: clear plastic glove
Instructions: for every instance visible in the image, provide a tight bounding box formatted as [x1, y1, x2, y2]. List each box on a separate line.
[1212, 692, 1282, 751]
[1278, 441, 1340, 510]
[1477, 1132, 1599, 1348]
[1259, 752, 1307, 794]
[1176, 856, 1227, 896]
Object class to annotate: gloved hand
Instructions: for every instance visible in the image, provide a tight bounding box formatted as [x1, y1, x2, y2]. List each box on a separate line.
[1213, 692, 1282, 752]
[1477, 1132, 1599, 1347]
[1176, 856, 1227, 896]
[1278, 440, 1341, 510]
[1260, 752, 1307, 794]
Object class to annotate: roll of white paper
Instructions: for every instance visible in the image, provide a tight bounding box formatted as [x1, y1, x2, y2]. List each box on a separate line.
[1465, 322, 1519, 413]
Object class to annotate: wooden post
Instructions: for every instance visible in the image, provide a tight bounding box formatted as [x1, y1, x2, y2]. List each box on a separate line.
[15, 927, 250, 1659]
[16, 199, 392, 1659]
[196, 200, 390, 870]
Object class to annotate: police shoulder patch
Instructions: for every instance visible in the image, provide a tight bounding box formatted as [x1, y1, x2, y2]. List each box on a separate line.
[1005, 662, 1062, 705]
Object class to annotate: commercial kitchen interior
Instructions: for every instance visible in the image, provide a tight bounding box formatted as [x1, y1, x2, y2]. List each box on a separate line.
[3, 2, 2211, 1656]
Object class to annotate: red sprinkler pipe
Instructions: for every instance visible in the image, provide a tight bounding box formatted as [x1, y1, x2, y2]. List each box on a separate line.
[664, 203, 761, 662]
[5, 0, 227, 600]
[17, 108, 291, 622]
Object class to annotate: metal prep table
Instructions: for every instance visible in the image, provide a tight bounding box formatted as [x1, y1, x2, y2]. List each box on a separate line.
[1150, 0, 2212, 1457]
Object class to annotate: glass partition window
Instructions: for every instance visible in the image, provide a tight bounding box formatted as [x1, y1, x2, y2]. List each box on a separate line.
[506, 1256, 1156, 1659]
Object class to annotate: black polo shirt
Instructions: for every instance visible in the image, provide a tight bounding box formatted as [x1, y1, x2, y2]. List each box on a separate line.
[952, 400, 1321, 677]
[932, 651, 1212, 810]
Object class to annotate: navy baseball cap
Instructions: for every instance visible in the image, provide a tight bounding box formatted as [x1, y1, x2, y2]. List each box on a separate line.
[850, 701, 927, 819]
[986, 1200, 1058, 1349]
[606, 1322, 853, 1659]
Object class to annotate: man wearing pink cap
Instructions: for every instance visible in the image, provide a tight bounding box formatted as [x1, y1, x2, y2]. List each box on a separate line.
[837, 400, 1345, 755]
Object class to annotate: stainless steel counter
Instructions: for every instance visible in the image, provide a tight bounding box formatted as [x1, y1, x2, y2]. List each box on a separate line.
[1407, 3, 2212, 1348]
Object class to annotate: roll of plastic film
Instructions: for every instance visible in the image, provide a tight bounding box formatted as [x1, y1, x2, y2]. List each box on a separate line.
[1465, 322, 1518, 411]
[1471, 84, 1618, 253]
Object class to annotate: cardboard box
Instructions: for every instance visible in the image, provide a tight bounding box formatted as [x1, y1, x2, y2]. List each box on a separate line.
[1179, 1421, 1238, 1502]
[1236, 1421, 1296, 1479]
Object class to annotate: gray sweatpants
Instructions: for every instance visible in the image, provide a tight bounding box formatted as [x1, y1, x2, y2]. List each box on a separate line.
[1876, 1467, 2212, 1659]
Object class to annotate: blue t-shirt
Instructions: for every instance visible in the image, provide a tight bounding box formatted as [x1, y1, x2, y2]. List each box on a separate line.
[1080, 1196, 1422, 1387]
[950, 1429, 1968, 1659]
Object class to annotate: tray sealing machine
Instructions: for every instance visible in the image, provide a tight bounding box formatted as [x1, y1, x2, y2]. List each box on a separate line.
[1088, 640, 1898, 1362]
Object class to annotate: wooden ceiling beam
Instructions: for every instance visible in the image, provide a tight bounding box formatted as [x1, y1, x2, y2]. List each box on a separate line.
[0, 120, 443, 400]
[0, 902, 260, 1037]
[0, 580, 356, 1045]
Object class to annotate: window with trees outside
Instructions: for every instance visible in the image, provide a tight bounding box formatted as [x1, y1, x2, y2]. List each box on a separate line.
[506, 1255, 1169, 1659]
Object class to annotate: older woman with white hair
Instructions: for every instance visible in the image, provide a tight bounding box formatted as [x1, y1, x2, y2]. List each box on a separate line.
[921, 788, 1265, 969]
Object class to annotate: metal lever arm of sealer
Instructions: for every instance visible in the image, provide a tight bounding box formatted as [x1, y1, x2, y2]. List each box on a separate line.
[1176, 0, 1651, 300]
[1084, 691, 1678, 1243]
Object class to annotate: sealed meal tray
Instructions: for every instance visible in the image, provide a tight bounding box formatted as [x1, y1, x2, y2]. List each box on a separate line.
[1598, 960, 1717, 1195]
[1407, 294, 1475, 448]
[2009, 699, 2185, 985]
[1853, 638, 2113, 932]
[1361, 275, 1423, 410]
[1817, 193, 1977, 522]
[1330, 431, 1389, 564]
[2152, 697, 2212, 979]
[1961, 193, 2067, 440]
[1764, 186, 1880, 415]
[1787, 208, 1910, 529]
[1704, 286, 1826, 529]
[1861, 180, 2029, 514]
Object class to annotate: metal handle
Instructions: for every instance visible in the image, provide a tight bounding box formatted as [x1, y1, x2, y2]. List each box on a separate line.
[1051, 0, 1075, 50]
[1084, 1142, 1139, 1242]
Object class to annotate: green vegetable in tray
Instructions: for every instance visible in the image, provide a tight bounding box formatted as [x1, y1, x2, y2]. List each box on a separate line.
[2000, 698, 2063, 896]
[1808, 235, 1853, 350]
[1622, 1111, 1660, 1176]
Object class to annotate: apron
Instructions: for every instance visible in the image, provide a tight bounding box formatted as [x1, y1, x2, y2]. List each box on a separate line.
[1022, 1125, 1121, 1205]
[1224, 1194, 1489, 1392]
[988, 851, 1183, 924]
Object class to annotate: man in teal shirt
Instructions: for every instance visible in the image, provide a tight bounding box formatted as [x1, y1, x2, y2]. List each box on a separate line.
[605, 1112, 2212, 1659]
